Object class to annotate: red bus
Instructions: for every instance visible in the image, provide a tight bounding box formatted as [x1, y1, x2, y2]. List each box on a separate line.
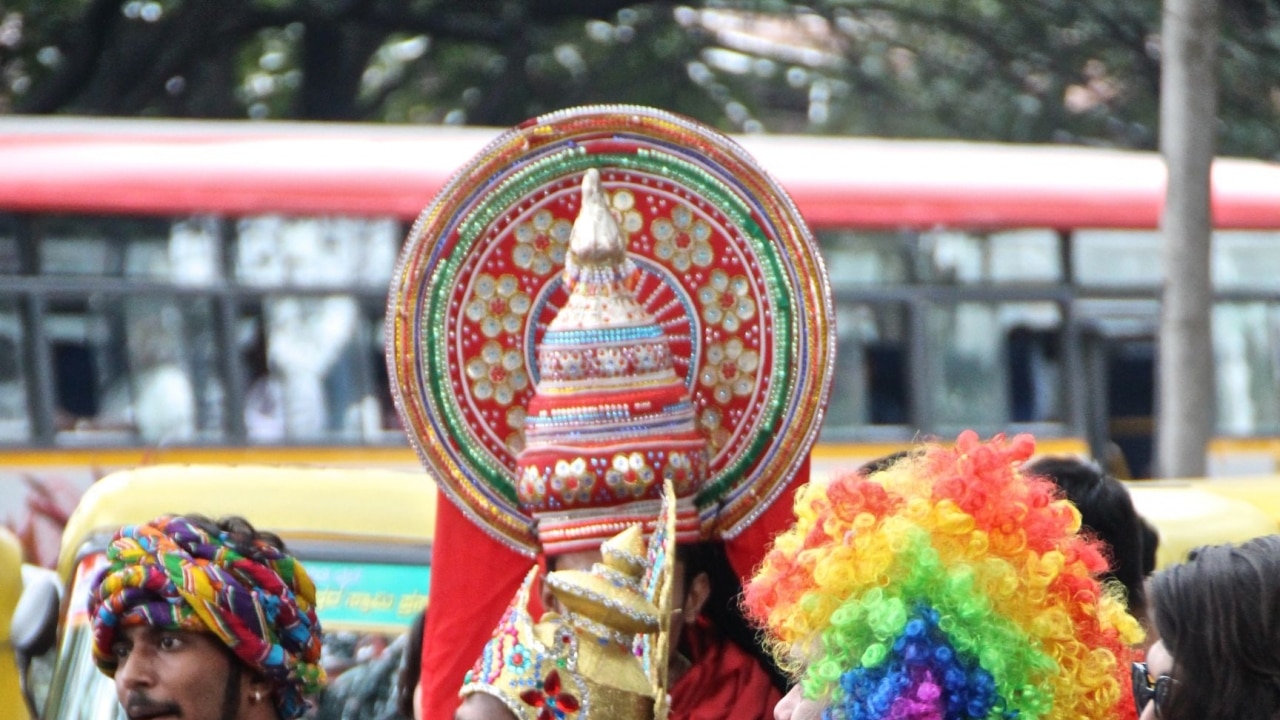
[3, 117, 1280, 564]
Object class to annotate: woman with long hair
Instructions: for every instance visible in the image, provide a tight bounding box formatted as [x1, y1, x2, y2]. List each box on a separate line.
[1139, 534, 1280, 720]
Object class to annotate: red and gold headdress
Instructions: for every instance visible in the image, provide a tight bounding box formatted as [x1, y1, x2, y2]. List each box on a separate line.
[513, 169, 709, 553]
[388, 105, 835, 720]
[388, 105, 834, 556]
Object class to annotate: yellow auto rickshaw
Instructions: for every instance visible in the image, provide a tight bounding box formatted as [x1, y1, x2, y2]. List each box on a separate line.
[1, 527, 25, 713]
[17, 464, 436, 720]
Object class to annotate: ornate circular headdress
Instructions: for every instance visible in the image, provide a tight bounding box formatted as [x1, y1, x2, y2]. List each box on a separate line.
[388, 105, 834, 556]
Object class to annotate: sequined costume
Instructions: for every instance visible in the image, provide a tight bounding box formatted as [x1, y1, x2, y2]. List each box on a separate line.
[385, 105, 835, 720]
[460, 482, 678, 720]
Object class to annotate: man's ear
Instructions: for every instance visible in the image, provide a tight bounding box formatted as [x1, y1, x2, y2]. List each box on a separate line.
[684, 571, 711, 618]
[244, 672, 274, 714]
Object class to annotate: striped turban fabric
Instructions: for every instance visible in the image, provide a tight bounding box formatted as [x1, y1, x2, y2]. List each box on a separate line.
[89, 515, 325, 719]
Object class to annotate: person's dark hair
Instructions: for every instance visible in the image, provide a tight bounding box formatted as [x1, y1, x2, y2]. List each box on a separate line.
[1139, 515, 1159, 577]
[181, 513, 288, 559]
[397, 610, 426, 718]
[678, 542, 788, 692]
[1021, 456, 1151, 617]
[856, 449, 916, 477]
[1148, 534, 1280, 720]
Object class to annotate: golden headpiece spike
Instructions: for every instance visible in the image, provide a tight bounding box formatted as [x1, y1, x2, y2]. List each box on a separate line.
[460, 483, 681, 720]
[641, 479, 679, 720]
[566, 168, 628, 269]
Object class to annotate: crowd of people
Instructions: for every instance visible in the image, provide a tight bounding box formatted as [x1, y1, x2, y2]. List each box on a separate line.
[83, 107, 1280, 720]
[84, 447, 1280, 720]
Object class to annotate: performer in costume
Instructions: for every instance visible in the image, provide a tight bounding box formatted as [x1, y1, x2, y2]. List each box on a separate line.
[88, 514, 325, 720]
[386, 106, 835, 720]
[458, 481, 679, 720]
[743, 431, 1144, 720]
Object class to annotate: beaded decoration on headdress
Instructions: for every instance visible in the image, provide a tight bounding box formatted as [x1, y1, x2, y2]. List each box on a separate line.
[461, 481, 680, 720]
[514, 168, 708, 554]
[387, 105, 834, 556]
[743, 432, 1143, 720]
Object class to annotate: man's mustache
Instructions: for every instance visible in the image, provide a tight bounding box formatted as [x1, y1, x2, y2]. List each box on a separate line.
[124, 692, 181, 719]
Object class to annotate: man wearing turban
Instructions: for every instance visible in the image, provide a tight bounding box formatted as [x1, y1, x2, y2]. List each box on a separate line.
[89, 514, 326, 720]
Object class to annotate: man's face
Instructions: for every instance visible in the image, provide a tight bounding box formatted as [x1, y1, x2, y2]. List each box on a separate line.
[112, 625, 247, 720]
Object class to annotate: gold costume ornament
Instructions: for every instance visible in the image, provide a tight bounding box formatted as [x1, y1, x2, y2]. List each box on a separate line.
[461, 481, 678, 720]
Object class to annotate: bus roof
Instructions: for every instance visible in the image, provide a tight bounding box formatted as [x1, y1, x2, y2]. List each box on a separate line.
[3, 117, 1280, 230]
[56, 464, 437, 582]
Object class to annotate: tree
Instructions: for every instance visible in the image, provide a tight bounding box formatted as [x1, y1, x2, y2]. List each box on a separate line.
[1156, 0, 1218, 478]
[0, 1, 739, 127]
[793, 0, 1279, 158]
[3, 1, 1278, 160]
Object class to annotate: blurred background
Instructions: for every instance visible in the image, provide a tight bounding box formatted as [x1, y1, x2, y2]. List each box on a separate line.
[3, 2, 1280, 716]
[2, 0, 1277, 152]
[3, 0, 1280, 550]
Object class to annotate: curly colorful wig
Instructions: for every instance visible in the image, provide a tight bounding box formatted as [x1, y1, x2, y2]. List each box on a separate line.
[743, 432, 1142, 720]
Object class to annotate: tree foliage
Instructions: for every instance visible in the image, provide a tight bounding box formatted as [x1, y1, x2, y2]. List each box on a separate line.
[1, 0, 1278, 158]
[800, 0, 1280, 157]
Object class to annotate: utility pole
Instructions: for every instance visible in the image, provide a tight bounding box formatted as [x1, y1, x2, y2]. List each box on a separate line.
[1156, 0, 1218, 477]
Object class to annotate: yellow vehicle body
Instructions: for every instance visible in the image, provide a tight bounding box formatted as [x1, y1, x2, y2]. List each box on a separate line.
[1, 527, 24, 713]
[812, 442, 1280, 570]
[56, 463, 437, 582]
[1128, 477, 1280, 569]
[37, 463, 437, 720]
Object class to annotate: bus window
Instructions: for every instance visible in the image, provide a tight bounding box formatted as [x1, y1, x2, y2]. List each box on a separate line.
[920, 229, 1062, 285]
[925, 301, 1063, 433]
[1214, 303, 1280, 436]
[49, 295, 221, 444]
[125, 215, 222, 285]
[819, 231, 912, 438]
[0, 216, 18, 273]
[1105, 338, 1156, 479]
[1006, 325, 1061, 423]
[233, 216, 399, 290]
[35, 216, 174, 277]
[237, 298, 391, 443]
[38, 235, 117, 276]
[231, 216, 403, 443]
[1073, 230, 1164, 287]
[0, 301, 27, 441]
[926, 302, 1006, 430]
[1214, 231, 1280, 290]
[819, 231, 912, 286]
[824, 303, 910, 436]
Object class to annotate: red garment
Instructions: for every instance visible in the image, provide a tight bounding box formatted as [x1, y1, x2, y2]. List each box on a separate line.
[419, 456, 810, 720]
[723, 456, 808, 580]
[669, 618, 783, 720]
[418, 501, 531, 720]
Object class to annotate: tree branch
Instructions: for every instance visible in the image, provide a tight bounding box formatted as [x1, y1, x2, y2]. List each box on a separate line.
[15, 0, 127, 113]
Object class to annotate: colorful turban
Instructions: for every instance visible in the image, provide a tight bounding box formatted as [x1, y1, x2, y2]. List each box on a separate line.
[89, 515, 325, 719]
[743, 432, 1143, 720]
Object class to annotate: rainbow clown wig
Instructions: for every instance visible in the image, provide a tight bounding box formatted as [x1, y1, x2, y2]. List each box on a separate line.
[743, 432, 1142, 720]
